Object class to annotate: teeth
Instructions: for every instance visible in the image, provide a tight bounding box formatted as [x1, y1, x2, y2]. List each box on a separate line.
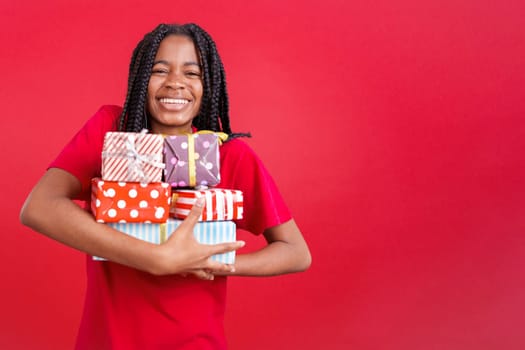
[160, 98, 189, 104]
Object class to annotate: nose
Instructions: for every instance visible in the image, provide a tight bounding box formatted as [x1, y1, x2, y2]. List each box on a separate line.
[165, 71, 186, 89]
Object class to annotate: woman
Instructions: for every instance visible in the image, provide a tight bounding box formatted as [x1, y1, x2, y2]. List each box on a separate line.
[20, 23, 311, 349]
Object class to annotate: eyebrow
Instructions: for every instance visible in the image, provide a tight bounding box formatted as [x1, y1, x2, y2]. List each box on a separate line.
[153, 60, 201, 68]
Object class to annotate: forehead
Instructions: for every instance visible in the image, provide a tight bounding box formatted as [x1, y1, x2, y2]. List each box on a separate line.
[155, 34, 199, 62]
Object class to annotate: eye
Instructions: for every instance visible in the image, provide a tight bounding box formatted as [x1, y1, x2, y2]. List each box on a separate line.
[152, 68, 168, 75]
[186, 70, 201, 78]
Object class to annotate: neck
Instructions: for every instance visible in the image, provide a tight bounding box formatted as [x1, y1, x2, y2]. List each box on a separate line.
[150, 124, 193, 136]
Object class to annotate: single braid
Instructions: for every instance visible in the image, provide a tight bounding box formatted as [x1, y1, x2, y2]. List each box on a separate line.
[119, 23, 250, 140]
[218, 56, 232, 134]
[119, 40, 145, 130]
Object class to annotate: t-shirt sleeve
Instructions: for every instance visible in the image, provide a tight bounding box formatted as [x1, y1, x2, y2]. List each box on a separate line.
[48, 105, 121, 199]
[219, 139, 292, 235]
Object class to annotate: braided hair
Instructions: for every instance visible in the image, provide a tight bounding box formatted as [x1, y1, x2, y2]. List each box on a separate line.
[118, 23, 249, 139]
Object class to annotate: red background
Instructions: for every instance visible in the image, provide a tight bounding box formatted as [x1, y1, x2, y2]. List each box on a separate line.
[2, 1, 525, 349]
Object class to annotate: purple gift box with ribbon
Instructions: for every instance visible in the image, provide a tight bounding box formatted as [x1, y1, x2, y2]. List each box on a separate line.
[101, 131, 165, 183]
[164, 132, 227, 188]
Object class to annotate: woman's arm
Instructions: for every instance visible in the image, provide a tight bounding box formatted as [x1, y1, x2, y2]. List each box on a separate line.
[219, 219, 311, 276]
[20, 168, 243, 278]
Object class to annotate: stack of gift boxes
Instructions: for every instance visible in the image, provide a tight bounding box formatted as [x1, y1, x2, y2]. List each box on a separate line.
[91, 131, 243, 264]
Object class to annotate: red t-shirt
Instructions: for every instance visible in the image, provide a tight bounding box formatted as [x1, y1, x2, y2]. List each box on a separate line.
[49, 105, 292, 349]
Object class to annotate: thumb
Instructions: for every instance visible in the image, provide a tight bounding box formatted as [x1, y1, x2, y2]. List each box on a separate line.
[178, 196, 205, 229]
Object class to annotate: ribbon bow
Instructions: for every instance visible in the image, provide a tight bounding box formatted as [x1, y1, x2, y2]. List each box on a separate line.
[192, 130, 228, 144]
[125, 132, 165, 182]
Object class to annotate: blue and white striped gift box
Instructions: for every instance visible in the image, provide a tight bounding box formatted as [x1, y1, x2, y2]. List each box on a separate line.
[93, 219, 236, 264]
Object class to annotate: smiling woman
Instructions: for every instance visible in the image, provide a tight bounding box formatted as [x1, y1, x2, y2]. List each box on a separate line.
[147, 35, 203, 134]
[19, 22, 311, 350]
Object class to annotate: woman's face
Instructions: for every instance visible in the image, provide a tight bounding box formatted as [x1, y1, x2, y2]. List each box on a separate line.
[147, 34, 203, 135]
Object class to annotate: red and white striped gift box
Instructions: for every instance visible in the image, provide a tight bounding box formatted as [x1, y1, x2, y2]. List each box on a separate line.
[171, 189, 243, 221]
[101, 132, 165, 183]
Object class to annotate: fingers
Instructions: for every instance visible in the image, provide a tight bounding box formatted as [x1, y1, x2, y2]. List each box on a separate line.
[206, 240, 245, 256]
[177, 197, 205, 230]
[189, 269, 215, 280]
[185, 262, 236, 280]
[163, 196, 244, 278]
[205, 260, 236, 274]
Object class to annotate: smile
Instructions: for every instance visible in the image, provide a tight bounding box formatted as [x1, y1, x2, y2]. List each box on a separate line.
[159, 98, 190, 104]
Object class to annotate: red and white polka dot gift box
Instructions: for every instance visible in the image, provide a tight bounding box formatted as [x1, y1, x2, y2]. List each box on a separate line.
[171, 189, 244, 221]
[91, 178, 171, 223]
[163, 132, 227, 188]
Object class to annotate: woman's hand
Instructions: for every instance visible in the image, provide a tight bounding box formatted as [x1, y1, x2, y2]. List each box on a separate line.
[20, 168, 244, 278]
[151, 197, 245, 279]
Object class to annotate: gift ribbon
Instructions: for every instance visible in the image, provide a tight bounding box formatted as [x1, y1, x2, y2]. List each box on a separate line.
[171, 193, 179, 203]
[124, 133, 165, 181]
[188, 135, 196, 187]
[193, 130, 228, 144]
[159, 223, 167, 243]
